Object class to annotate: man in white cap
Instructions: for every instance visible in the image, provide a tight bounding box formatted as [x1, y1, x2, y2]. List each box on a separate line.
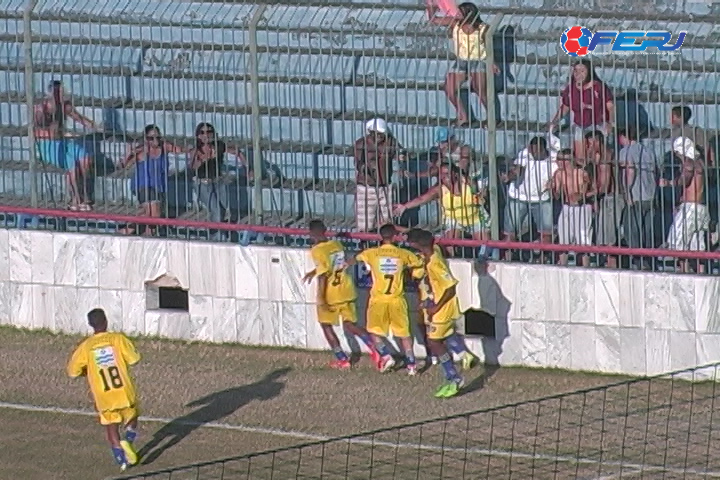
[353, 118, 405, 232]
[664, 137, 710, 271]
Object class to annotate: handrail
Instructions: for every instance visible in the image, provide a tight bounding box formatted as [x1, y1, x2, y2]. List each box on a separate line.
[2, 204, 718, 261]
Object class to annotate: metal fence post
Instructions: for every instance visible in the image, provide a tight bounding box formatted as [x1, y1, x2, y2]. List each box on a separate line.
[249, 5, 268, 225]
[485, 13, 504, 242]
[23, 0, 38, 208]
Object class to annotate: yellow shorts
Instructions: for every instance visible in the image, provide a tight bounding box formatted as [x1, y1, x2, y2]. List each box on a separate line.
[426, 320, 456, 341]
[317, 301, 357, 326]
[366, 298, 410, 338]
[98, 406, 138, 426]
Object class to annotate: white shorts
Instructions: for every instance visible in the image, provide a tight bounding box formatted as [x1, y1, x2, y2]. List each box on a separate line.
[666, 202, 711, 251]
[557, 204, 593, 246]
[572, 123, 609, 142]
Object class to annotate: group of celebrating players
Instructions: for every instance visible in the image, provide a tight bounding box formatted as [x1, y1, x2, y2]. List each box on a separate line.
[65, 223, 475, 472]
[303, 220, 476, 396]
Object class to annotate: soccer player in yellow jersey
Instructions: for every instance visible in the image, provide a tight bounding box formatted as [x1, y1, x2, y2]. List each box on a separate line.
[355, 223, 425, 375]
[303, 219, 382, 370]
[67, 308, 141, 471]
[407, 229, 476, 371]
[409, 231, 467, 398]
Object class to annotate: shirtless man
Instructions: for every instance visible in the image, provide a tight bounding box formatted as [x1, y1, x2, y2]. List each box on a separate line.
[665, 137, 711, 273]
[34, 81, 100, 211]
[550, 150, 593, 266]
[585, 130, 623, 268]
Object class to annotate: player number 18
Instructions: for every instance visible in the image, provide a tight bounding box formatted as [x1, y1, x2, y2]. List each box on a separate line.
[99, 366, 124, 391]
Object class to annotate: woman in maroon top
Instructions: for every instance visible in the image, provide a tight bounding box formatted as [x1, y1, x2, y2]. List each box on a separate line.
[548, 59, 615, 158]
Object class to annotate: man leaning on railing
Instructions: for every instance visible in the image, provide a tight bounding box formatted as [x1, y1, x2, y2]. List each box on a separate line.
[353, 118, 405, 232]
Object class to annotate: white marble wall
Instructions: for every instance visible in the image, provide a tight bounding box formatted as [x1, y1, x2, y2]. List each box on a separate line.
[1, 229, 719, 379]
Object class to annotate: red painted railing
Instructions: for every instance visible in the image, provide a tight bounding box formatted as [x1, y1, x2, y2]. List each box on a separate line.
[2, 204, 719, 261]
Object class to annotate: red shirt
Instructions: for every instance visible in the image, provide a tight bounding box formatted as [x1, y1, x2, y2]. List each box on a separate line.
[561, 81, 613, 128]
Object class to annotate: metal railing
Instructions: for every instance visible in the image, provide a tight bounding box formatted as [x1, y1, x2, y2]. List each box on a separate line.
[0, 0, 719, 267]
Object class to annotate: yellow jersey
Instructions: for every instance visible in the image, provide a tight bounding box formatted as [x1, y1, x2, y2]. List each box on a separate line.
[310, 240, 356, 305]
[357, 243, 424, 300]
[67, 332, 141, 412]
[425, 250, 461, 324]
[417, 245, 445, 302]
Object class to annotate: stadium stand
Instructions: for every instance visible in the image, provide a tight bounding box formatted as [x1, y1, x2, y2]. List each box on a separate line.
[0, 0, 718, 232]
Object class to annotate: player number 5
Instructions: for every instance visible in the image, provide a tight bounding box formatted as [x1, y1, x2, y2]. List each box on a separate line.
[331, 271, 342, 286]
[99, 366, 124, 391]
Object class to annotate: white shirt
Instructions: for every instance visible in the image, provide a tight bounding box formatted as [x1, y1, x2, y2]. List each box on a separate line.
[507, 149, 557, 203]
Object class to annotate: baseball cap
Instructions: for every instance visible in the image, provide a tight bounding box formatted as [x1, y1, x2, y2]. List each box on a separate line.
[366, 118, 388, 134]
[435, 126, 454, 143]
[672, 137, 698, 160]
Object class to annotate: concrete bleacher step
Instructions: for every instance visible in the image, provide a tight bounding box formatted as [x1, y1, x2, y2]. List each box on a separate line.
[4, 6, 719, 50]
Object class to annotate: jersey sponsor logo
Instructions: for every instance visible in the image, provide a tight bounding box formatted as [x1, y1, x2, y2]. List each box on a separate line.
[93, 346, 116, 368]
[329, 251, 345, 271]
[378, 257, 399, 275]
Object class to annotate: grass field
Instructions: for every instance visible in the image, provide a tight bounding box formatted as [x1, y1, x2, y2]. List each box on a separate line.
[1, 327, 718, 480]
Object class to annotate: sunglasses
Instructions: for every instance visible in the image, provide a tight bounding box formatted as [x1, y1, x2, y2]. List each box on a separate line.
[146, 135, 159, 141]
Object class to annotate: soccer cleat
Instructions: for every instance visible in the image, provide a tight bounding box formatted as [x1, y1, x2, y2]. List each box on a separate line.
[441, 379, 465, 398]
[120, 440, 139, 466]
[329, 359, 352, 370]
[431, 356, 439, 365]
[434, 383, 450, 398]
[369, 348, 382, 368]
[378, 355, 396, 373]
[435, 378, 465, 398]
[406, 364, 418, 376]
[460, 353, 476, 371]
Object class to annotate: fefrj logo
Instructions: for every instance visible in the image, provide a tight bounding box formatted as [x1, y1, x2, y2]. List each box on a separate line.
[560, 26, 687, 57]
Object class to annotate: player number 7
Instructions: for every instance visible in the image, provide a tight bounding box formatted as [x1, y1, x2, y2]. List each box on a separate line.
[384, 274, 394, 294]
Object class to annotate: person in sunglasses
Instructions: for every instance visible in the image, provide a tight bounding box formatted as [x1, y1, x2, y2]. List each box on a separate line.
[120, 124, 183, 235]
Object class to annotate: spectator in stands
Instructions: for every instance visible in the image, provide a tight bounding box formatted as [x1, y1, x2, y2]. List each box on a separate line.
[412, 127, 475, 178]
[393, 163, 490, 250]
[670, 106, 713, 166]
[119, 124, 184, 236]
[585, 130, 623, 267]
[503, 137, 557, 262]
[354, 118, 405, 232]
[426, 1, 500, 128]
[189, 122, 248, 240]
[617, 126, 657, 267]
[550, 149, 593, 266]
[664, 137, 711, 272]
[548, 59, 614, 159]
[33, 80, 101, 211]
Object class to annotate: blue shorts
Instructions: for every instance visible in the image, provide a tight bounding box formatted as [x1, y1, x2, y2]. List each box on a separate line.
[453, 59, 487, 74]
[504, 198, 555, 235]
[36, 139, 88, 170]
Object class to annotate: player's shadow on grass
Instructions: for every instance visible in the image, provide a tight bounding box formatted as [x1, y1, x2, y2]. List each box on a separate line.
[462, 261, 511, 395]
[139, 367, 291, 465]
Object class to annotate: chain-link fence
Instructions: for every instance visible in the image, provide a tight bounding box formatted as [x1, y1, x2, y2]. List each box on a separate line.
[1, 0, 719, 266]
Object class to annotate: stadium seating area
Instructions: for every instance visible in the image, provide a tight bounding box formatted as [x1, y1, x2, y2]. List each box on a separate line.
[0, 0, 719, 229]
